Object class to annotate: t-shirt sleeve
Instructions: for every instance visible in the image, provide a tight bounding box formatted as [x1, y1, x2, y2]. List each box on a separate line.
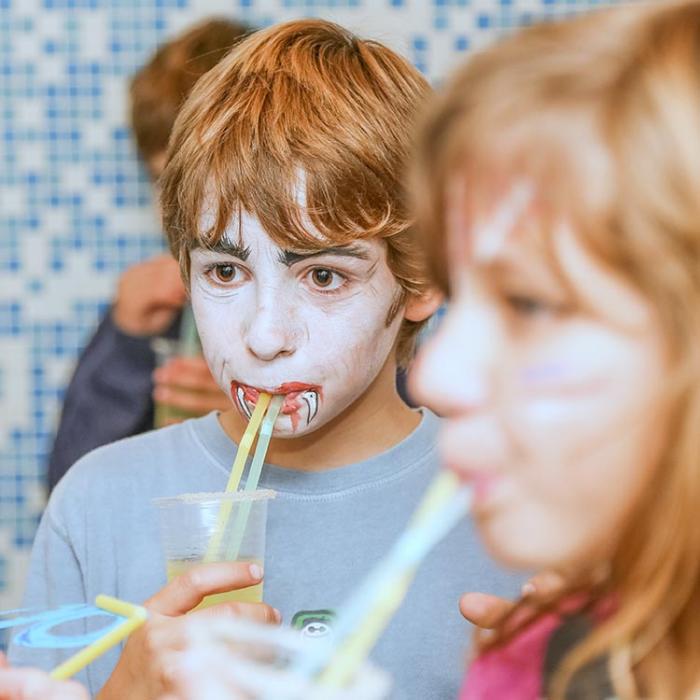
[46, 311, 157, 491]
[6, 498, 90, 687]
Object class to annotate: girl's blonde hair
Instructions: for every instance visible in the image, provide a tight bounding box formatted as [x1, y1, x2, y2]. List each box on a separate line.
[413, 2, 700, 697]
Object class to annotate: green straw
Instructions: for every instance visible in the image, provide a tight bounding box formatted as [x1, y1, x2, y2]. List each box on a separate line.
[204, 394, 271, 563]
[225, 395, 283, 561]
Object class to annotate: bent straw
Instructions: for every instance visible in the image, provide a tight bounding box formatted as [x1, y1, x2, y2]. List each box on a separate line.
[205, 393, 271, 562]
[225, 394, 283, 561]
[318, 483, 472, 688]
[50, 595, 147, 681]
[288, 471, 470, 687]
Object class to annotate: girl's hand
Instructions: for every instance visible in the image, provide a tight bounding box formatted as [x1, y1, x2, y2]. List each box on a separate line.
[460, 571, 566, 630]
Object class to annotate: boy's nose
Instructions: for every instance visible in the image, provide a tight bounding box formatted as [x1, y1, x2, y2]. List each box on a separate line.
[243, 301, 300, 362]
[410, 302, 495, 417]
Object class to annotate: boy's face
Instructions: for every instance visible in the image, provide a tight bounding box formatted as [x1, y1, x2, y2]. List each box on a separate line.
[189, 210, 404, 437]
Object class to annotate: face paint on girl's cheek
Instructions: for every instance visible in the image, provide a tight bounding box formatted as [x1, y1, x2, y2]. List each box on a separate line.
[518, 361, 611, 396]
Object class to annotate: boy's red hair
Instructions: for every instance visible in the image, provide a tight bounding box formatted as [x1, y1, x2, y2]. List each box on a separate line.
[160, 19, 432, 366]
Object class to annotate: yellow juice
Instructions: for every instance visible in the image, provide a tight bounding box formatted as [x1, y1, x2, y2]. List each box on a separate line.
[166, 559, 264, 608]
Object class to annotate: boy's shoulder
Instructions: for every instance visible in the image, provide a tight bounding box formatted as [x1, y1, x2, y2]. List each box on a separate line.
[50, 413, 224, 509]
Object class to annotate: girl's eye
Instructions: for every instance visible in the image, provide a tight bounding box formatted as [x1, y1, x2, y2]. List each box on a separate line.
[506, 294, 557, 318]
[213, 264, 238, 283]
[308, 268, 345, 291]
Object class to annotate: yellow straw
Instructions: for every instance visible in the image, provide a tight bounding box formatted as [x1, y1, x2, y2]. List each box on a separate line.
[225, 393, 272, 493]
[225, 395, 283, 561]
[205, 393, 271, 562]
[50, 595, 147, 681]
[318, 571, 413, 688]
[316, 472, 465, 688]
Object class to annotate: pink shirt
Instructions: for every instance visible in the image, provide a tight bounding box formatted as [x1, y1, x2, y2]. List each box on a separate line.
[459, 611, 563, 700]
[460, 596, 613, 700]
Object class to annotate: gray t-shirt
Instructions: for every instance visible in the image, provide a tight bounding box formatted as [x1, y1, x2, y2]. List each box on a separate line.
[9, 410, 522, 698]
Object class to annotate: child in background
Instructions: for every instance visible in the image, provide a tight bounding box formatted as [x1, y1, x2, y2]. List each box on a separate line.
[411, 1, 700, 698]
[47, 18, 249, 491]
[11, 19, 521, 700]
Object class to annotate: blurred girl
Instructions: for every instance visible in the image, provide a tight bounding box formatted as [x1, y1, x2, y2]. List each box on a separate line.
[411, 2, 700, 698]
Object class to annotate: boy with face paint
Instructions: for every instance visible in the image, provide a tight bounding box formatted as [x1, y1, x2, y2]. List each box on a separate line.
[9, 20, 522, 700]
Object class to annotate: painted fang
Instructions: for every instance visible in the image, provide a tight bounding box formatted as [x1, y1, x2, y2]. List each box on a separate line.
[231, 382, 323, 431]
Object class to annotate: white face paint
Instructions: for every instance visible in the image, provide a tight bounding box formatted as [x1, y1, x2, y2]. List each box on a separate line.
[189, 210, 404, 438]
[411, 185, 669, 571]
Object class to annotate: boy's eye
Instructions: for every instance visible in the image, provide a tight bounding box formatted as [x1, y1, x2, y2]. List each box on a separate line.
[312, 269, 333, 287]
[213, 264, 238, 283]
[308, 268, 345, 291]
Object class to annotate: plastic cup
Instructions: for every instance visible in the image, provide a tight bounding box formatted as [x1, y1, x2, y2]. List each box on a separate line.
[153, 490, 275, 609]
[151, 337, 203, 428]
[184, 617, 392, 700]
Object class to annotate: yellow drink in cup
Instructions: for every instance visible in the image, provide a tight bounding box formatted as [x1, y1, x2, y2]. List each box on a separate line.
[154, 490, 275, 607]
[166, 558, 264, 607]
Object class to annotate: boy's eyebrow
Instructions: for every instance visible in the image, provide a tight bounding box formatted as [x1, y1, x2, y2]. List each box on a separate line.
[278, 244, 371, 266]
[201, 240, 252, 261]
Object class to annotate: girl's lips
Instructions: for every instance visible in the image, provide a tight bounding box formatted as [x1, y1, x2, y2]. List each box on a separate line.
[230, 381, 323, 428]
[447, 465, 505, 510]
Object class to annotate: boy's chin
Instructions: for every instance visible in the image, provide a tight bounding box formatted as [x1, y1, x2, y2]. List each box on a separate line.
[271, 412, 323, 438]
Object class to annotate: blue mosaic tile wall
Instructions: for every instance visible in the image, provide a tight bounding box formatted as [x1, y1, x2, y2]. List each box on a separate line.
[0, 0, 628, 616]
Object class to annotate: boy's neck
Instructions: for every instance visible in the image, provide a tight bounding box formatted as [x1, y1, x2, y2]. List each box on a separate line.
[218, 359, 421, 471]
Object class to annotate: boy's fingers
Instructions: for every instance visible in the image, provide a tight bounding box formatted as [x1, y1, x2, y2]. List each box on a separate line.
[191, 601, 282, 626]
[145, 562, 264, 616]
[459, 592, 515, 629]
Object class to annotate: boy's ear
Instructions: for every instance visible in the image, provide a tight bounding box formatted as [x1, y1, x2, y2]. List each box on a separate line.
[404, 288, 444, 323]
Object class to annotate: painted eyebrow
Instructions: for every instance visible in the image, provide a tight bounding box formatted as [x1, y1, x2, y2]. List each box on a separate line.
[278, 245, 371, 267]
[199, 240, 251, 261]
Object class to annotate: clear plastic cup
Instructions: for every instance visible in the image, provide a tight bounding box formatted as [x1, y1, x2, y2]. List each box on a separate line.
[181, 616, 392, 700]
[153, 490, 275, 608]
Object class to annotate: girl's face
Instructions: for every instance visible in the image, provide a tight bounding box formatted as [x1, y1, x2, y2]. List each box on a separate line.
[411, 184, 670, 571]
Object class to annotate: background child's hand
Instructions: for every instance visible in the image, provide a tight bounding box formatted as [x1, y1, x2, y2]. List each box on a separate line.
[152, 356, 230, 421]
[0, 652, 89, 700]
[96, 562, 280, 700]
[112, 255, 187, 337]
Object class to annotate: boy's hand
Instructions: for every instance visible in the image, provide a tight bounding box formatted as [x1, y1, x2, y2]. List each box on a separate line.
[152, 356, 231, 421]
[112, 255, 187, 337]
[96, 563, 281, 700]
[460, 571, 566, 631]
[0, 652, 89, 700]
